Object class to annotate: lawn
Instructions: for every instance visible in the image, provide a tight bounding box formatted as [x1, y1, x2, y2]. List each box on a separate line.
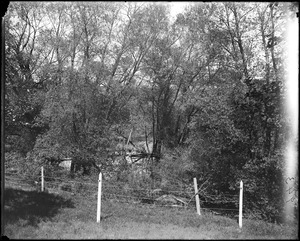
[3, 185, 298, 239]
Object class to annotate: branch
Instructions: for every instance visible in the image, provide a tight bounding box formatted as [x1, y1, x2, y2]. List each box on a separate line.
[114, 129, 137, 148]
[186, 178, 211, 207]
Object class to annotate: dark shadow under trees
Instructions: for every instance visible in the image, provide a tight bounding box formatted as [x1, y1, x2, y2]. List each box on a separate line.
[4, 187, 75, 227]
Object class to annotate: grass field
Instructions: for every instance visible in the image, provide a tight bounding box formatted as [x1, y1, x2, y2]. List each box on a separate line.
[3, 184, 298, 239]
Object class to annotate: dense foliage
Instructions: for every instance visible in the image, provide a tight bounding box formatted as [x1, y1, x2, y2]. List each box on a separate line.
[4, 2, 298, 223]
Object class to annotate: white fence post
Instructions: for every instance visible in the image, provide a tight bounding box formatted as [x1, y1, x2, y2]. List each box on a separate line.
[193, 177, 201, 215]
[41, 166, 44, 192]
[97, 172, 102, 223]
[239, 180, 243, 228]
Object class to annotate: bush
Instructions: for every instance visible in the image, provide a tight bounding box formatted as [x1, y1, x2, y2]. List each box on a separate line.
[5, 152, 24, 171]
[242, 154, 286, 223]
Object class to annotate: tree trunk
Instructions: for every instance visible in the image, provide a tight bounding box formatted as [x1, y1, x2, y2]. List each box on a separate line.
[231, 4, 249, 80]
[258, 6, 271, 83]
[269, 4, 278, 82]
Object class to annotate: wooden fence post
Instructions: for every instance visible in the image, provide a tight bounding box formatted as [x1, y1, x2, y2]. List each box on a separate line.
[41, 166, 44, 192]
[239, 180, 243, 228]
[193, 177, 201, 215]
[97, 172, 102, 223]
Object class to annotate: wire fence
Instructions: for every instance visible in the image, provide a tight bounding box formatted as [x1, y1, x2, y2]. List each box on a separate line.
[4, 170, 241, 217]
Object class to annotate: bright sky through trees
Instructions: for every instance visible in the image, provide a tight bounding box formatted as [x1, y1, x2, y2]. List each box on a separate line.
[169, 1, 190, 17]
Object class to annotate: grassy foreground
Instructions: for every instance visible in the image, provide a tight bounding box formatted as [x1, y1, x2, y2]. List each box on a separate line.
[3, 186, 298, 239]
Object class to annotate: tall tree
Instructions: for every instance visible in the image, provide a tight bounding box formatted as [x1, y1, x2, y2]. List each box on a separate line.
[5, 2, 49, 155]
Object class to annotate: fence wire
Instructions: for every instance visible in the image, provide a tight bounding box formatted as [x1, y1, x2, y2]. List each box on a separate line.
[4, 171, 240, 212]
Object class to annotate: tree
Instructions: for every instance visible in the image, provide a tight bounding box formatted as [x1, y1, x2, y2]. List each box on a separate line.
[29, 2, 173, 176]
[5, 2, 49, 155]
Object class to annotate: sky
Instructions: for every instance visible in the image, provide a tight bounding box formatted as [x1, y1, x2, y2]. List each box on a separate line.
[169, 1, 191, 17]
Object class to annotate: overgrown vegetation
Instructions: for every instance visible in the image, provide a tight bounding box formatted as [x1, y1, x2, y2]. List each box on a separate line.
[4, 1, 298, 226]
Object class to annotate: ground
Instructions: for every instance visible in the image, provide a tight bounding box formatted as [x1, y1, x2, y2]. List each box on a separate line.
[3, 183, 298, 239]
